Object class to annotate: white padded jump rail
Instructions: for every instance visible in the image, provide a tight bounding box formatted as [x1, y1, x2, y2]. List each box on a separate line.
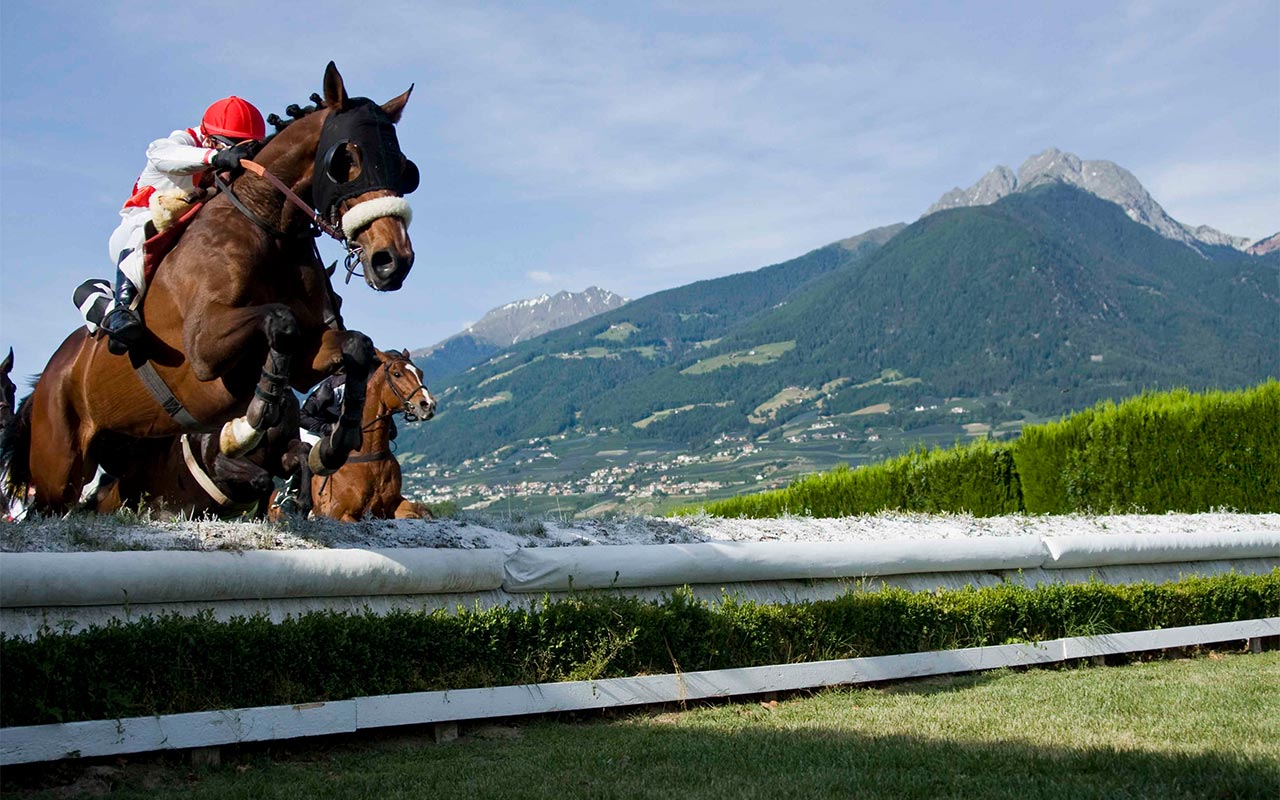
[4, 531, 1277, 607]
[3, 618, 1275, 766]
[2, 531, 1277, 638]
[502, 536, 1048, 592]
[0, 548, 507, 607]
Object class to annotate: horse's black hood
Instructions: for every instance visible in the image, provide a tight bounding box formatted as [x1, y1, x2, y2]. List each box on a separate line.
[313, 98, 418, 223]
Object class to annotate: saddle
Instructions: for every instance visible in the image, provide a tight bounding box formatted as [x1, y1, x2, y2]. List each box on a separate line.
[74, 201, 205, 334]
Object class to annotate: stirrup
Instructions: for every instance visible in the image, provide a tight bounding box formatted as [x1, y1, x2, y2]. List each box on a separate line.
[102, 308, 144, 355]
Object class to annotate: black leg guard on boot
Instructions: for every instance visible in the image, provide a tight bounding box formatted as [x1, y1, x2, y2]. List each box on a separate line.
[101, 266, 144, 355]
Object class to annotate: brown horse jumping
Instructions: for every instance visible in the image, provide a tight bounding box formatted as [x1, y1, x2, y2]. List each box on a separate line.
[4, 63, 417, 513]
[308, 349, 435, 521]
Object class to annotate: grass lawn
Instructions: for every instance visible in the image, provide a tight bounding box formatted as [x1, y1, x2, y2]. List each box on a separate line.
[7, 651, 1277, 799]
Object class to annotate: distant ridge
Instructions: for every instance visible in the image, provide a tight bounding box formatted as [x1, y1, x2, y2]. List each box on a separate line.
[1247, 232, 1280, 256]
[925, 148, 1252, 253]
[413, 287, 627, 380]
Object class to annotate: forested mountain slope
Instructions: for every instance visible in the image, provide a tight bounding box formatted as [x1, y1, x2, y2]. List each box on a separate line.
[401, 185, 1276, 465]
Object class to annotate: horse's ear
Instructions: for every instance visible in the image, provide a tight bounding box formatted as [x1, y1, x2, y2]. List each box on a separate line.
[382, 84, 413, 123]
[323, 61, 349, 111]
[1, 347, 12, 374]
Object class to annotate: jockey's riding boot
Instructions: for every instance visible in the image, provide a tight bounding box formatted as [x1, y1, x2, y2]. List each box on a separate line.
[102, 269, 144, 355]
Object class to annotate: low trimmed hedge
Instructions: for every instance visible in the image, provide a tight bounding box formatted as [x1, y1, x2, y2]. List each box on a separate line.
[3, 571, 1275, 727]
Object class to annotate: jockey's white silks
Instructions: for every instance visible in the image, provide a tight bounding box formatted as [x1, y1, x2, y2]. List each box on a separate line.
[109, 128, 216, 306]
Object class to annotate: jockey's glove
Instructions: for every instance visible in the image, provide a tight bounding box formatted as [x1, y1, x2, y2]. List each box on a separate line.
[211, 141, 259, 172]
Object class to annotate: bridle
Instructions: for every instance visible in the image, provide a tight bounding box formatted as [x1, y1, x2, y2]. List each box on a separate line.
[211, 115, 409, 284]
[361, 359, 431, 432]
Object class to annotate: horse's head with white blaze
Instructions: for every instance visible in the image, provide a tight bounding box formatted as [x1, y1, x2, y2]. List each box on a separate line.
[311, 62, 418, 292]
[377, 349, 436, 422]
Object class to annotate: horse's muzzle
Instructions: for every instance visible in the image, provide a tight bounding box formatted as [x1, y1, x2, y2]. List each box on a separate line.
[366, 249, 413, 292]
[415, 397, 436, 421]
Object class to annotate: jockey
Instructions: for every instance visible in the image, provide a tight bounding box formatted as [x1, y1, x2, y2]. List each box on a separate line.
[100, 96, 267, 355]
[301, 371, 400, 446]
[299, 372, 347, 446]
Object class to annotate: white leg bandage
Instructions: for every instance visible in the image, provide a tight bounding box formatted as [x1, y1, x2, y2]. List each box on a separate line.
[219, 416, 263, 458]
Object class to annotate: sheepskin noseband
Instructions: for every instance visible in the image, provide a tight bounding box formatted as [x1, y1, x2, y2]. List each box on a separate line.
[342, 196, 412, 238]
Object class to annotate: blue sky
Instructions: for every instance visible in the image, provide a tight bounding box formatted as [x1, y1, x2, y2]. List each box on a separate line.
[1, 0, 1277, 381]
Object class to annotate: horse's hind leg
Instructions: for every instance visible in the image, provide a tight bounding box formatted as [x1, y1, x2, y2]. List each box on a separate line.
[27, 390, 94, 513]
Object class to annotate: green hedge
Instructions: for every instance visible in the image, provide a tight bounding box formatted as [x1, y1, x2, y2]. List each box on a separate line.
[3, 571, 1275, 728]
[689, 382, 1278, 518]
[688, 438, 1022, 518]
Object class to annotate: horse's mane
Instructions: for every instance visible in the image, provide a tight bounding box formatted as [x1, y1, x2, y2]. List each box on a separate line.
[266, 94, 327, 134]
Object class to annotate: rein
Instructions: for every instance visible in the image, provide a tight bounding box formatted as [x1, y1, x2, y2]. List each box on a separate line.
[213, 171, 295, 241]
[215, 160, 363, 275]
[238, 159, 346, 242]
[222, 159, 381, 283]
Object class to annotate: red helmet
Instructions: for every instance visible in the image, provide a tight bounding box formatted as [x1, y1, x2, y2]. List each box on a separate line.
[201, 96, 266, 141]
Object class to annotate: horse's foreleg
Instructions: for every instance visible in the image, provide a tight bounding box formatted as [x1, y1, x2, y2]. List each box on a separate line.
[93, 476, 125, 515]
[306, 330, 375, 476]
[393, 498, 425, 519]
[199, 305, 300, 457]
[298, 446, 314, 517]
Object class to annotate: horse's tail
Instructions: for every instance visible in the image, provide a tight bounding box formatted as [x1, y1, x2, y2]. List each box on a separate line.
[1, 394, 33, 511]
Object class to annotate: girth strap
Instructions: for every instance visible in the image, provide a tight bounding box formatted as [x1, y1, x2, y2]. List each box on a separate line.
[134, 361, 211, 431]
[181, 434, 234, 507]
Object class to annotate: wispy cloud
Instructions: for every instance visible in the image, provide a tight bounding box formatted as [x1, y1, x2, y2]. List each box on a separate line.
[1, 0, 1276, 377]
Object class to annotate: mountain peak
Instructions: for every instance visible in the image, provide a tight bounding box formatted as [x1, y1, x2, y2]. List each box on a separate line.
[924, 148, 1252, 252]
[444, 287, 628, 350]
[413, 287, 629, 377]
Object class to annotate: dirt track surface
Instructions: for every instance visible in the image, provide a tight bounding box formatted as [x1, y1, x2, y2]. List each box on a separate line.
[3, 511, 1277, 553]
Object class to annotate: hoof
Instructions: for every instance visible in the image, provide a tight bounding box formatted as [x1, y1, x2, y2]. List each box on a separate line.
[308, 441, 340, 476]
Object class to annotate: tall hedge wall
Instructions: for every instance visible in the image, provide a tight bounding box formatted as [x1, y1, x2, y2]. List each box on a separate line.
[1014, 382, 1280, 514]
